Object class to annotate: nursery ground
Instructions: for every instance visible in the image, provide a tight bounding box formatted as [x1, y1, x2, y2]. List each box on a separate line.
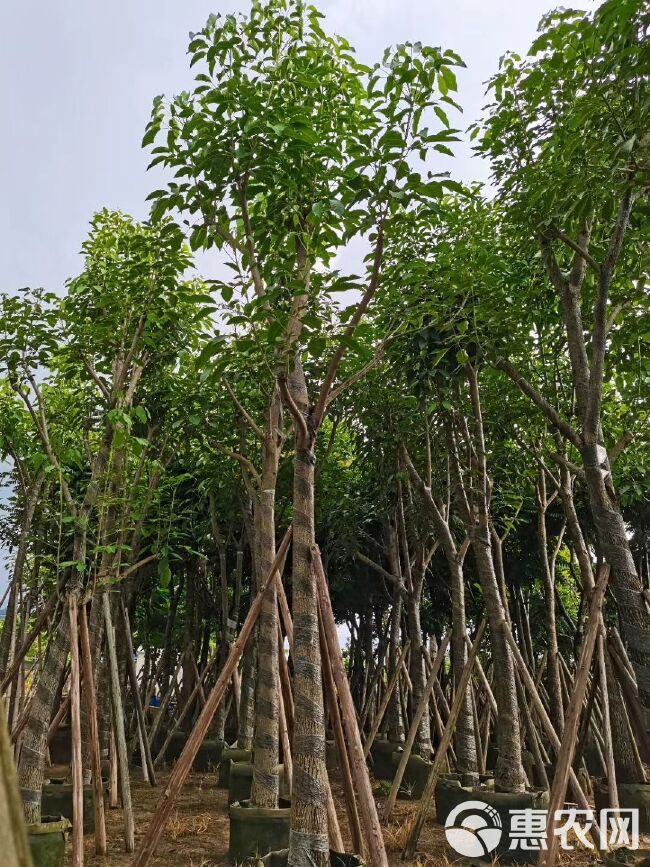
[67, 771, 605, 867]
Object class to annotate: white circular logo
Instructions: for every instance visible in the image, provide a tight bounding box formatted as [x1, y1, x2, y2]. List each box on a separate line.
[444, 799, 503, 857]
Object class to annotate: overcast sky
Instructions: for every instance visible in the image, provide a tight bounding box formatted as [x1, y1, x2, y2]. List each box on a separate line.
[0, 0, 577, 297]
[0, 0, 581, 594]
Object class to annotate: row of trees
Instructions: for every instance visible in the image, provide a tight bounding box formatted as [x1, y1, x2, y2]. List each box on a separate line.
[0, 0, 647, 865]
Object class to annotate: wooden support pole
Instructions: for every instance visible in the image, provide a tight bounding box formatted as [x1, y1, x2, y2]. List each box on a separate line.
[132, 527, 292, 867]
[597, 628, 618, 815]
[103, 592, 135, 852]
[541, 564, 609, 867]
[314, 546, 389, 867]
[503, 619, 601, 842]
[120, 597, 157, 786]
[278, 675, 293, 800]
[68, 597, 84, 867]
[384, 629, 451, 822]
[147, 652, 184, 748]
[362, 641, 410, 759]
[318, 603, 364, 856]
[153, 651, 217, 768]
[79, 604, 107, 855]
[402, 620, 486, 860]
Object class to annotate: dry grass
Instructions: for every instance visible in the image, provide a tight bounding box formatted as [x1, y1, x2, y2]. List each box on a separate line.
[63, 768, 647, 867]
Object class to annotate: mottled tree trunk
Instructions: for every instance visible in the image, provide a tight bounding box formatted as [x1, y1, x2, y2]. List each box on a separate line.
[537, 470, 564, 733]
[449, 552, 479, 783]
[286, 360, 329, 867]
[251, 391, 283, 808]
[18, 607, 70, 823]
[582, 444, 650, 710]
[471, 523, 526, 791]
[386, 584, 405, 744]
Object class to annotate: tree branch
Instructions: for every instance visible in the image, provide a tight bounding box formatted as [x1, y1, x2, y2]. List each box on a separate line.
[494, 357, 582, 450]
[312, 225, 385, 429]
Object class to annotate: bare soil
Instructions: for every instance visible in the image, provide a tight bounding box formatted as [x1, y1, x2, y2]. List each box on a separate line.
[65, 770, 619, 867]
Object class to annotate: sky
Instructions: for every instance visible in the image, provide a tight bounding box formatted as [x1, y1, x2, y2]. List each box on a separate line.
[0, 0, 572, 593]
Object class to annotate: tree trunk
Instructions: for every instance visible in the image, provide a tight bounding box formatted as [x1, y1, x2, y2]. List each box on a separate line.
[287, 359, 329, 867]
[582, 445, 650, 710]
[449, 552, 479, 783]
[537, 470, 564, 733]
[471, 523, 526, 792]
[251, 391, 283, 809]
[18, 607, 70, 823]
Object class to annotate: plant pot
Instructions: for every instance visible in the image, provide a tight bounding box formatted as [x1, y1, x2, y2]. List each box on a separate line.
[594, 778, 650, 833]
[228, 799, 291, 863]
[42, 782, 94, 834]
[27, 816, 71, 867]
[48, 726, 71, 766]
[391, 753, 432, 800]
[193, 738, 225, 772]
[369, 739, 402, 781]
[228, 762, 290, 805]
[165, 731, 188, 762]
[261, 848, 364, 867]
[435, 776, 549, 864]
[218, 747, 253, 788]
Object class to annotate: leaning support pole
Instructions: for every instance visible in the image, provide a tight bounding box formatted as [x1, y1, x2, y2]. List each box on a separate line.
[132, 527, 292, 867]
[384, 629, 451, 822]
[362, 640, 410, 759]
[503, 620, 601, 842]
[79, 603, 107, 854]
[318, 603, 364, 856]
[541, 564, 609, 867]
[103, 592, 135, 852]
[314, 546, 389, 867]
[402, 620, 486, 861]
[68, 596, 85, 867]
[120, 597, 156, 786]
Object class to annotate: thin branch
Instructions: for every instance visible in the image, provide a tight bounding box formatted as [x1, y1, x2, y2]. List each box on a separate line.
[326, 337, 390, 407]
[547, 226, 601, 276]
[609, 431, 634, 464]
[312, 224, 385, 428]
[495, 357, 583, 450]
[214, 442, 262, 489]
[224, 379, 264, 441]
[81, 356, 111, 401]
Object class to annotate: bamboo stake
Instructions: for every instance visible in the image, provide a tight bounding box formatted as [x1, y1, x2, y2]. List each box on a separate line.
[362, 640, 410, 759]
[384, 629, 451, 821]
[278, 677, 293, 800]
[132, 527, 292, 867]
[402, 620, 486, 860]
[318, 603, 364, 856]
[153, 651, 218, 767]
[120, 597, 156, 786]
[541, 564, 609, 867]
[103, 592, 135, 851]
[503, 620, 601, 842]
[147, 652, 184, 748]
[79, 604, 107, 854]
[314, 546, 389, 867]
[597, 628, 618, 814]
[68, 597, 84, 867]
[109, 731, 118, 808]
